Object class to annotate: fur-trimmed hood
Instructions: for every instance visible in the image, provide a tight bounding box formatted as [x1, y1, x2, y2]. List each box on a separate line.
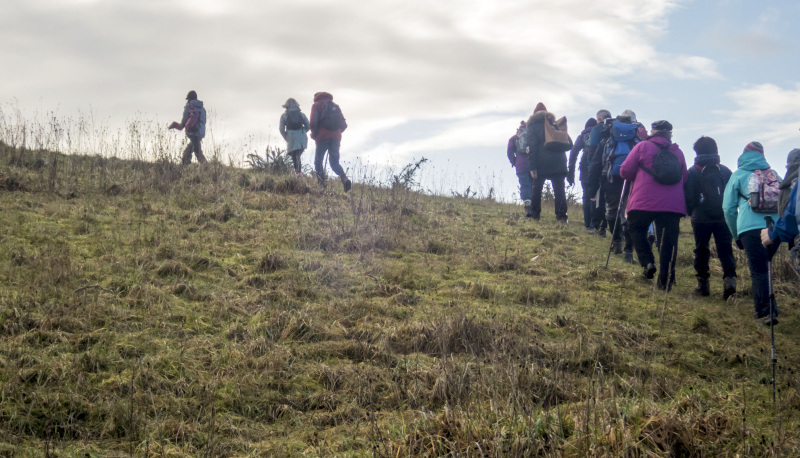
[528, 110, 555, 126]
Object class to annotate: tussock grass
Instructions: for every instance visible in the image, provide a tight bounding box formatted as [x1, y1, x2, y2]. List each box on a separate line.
[1, 136, 800, 456]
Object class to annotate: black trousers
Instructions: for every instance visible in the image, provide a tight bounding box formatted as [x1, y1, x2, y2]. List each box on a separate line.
[629, 210, 682, 286]
[531, 174, 567, 221]
[605, 176, 632, 250]
[691, 220, 737, 280]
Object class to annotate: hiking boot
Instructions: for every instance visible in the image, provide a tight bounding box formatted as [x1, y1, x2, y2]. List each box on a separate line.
[643, 263, 657, 280]
[694, 277, 710, 296]
[763, 314, 779, 326]
[342, 178, 352, 192]
[597, 227, 607, 238]
[623, 250, 636, 264]
[524, 204, 532, 218]
[611, 241, 622, 254]
[586, 227, 596, 235]
[723, 276, 737, 300]
[657, 280, 673, 292]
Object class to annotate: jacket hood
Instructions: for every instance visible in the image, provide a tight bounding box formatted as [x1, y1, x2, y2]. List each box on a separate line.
[529, 110, 554, 124]
[187, 99, 204, 108]
[694, 154, 721, 168]
[737, 150, 770, 171]
[781, 165, 798, 190]
[313, 92, 333, 103]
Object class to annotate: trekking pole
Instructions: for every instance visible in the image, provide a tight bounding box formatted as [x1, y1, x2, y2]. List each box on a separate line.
[659, 238, 678, 331]
[765, 215, 778, 405]
[605, 180, 628, 269]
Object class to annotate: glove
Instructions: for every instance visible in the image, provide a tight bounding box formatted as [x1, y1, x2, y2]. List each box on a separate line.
[735, 239, 744, 250]
[567, 170, 575, 186]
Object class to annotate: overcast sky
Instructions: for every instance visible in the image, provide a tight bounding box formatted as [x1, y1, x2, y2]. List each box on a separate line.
[2, 0, 799, 201]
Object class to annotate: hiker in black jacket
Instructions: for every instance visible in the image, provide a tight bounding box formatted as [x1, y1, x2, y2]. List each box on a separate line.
[526, 102, 571, 222]
[569, 118, 598, 231]
[584, 109, 613, 235]
[684, 136, 737, 299]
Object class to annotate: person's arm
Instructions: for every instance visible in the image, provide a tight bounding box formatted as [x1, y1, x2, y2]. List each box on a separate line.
[507, 137, 517, 167]
[684, 167, 698, 217]
[302, 113, 310, 133]
[309, 103, 318, 139]
[619, 141, 642, 181]
[722, 172, 741, 242]
[279, 113, 288, 141]
[567, 135, 584, 184]
[764, 181, 799, 245]
[526, 122, 538, 178]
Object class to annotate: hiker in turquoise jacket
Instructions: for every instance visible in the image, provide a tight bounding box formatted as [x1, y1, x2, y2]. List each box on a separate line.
[722, 141, 781, 324]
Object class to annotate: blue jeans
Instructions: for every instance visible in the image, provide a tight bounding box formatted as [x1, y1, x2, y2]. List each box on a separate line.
[314, 138, 347, 181]
[740, 229, 778, 318]
[517, 172, 532, 203]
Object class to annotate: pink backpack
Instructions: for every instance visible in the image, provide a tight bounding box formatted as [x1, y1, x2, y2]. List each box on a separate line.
[744, 168, 781, 213]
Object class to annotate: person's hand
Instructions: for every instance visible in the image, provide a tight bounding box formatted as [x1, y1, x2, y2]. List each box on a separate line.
[168, 121, 181, 130]
[735, 239, 744, 250]
[526, 146, 530, 154]
[761, 228, 774, 247]
[567, 170, 575, 186]
[530, 170, 537, 179]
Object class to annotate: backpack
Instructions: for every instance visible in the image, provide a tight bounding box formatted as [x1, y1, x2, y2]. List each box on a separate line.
[516, 128, 527, 154]
[543, 116, 572, 152]
[185, 104, 201, 133]
[602, 122, 639, 180]
[698, 164, 725, 219]
[318, 101, 346, 131]
[286, 110, 304, 130]
[742, 168, 781, 213]
[639, 141, 682, 185]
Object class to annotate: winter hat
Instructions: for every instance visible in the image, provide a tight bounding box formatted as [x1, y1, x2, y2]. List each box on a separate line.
[620, 109, 637, 123]
[533, 102, 547, 114]
[282, 98, 299, 109]
[584, 118, 597, 130]
[693, 136, 718, 156]
[651, 120, 673, 132]
[743, 141, 764, 155]
[186, 90, 197, 101]
[786, 148, 800, 165]
[519, 120, 526, 127]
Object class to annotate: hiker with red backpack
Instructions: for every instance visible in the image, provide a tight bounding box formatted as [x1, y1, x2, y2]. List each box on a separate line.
[723, 141, 781, 325]
[525, 102, 572, 222]
[684, 136, 737, 299]
[279, 98, 310, 176]
[620, 120, 688, 291]
[169, 90, 208, 165]
[309, 92, 351, 192]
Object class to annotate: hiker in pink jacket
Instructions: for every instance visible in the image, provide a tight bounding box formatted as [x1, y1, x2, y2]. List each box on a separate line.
[620, 120, 689, 290]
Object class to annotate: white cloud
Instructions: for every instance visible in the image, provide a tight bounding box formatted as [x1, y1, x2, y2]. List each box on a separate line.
[714, 83, 800, 144]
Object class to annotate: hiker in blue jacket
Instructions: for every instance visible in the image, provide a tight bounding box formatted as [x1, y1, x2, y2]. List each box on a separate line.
[569, 118, 598, 231]
[761, 148, 800, 277]
[169, 90, 208, 165]
[722, 142, 781, 325]
[279, 97, 310, 176]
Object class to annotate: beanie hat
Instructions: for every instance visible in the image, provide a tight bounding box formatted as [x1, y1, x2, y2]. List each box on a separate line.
[519, 120, 526, 127]
[584, 118, 597, 130]
[786, 148, 800, 165]
[186, 90, 197, 101]
[619, 109, 637, 123]
[533, 102, 547, 114]
[693, 136, 718, 156]
[744, 141, 764, 155]
[651, 120, 672, 132]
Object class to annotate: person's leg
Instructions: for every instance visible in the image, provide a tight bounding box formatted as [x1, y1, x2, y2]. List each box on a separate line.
[551, 175, 567, 221]
[604, 178, 623, 250]
[581, 180, 592, 229]
[192, 137, 207, 163]
[182, 140, 194, 165]
[530, 175, 545, 220]
[518, 172, 533, 216]
[628, 210, 655, 269]
[712, 221, 737, 279]
[654, 212, 681, 289]
[741, 229, 776, 318]
[289, 149, 302, 173]
[692, 222, 713, 295]
[326, 139, 350, 191]
[314, 139, 330, 184]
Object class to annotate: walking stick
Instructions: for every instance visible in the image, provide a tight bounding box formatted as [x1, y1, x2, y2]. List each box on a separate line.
[765, 216, 778, 405]
[605, 180, 628, 269]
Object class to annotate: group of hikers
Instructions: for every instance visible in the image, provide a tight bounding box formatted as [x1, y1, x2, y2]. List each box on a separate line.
[507, 104, 800, 326]
[169, 90, 352, 192]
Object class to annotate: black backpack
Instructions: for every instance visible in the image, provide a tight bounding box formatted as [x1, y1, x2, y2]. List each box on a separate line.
[698, 164, 725, 218]
[319, 101, 346, 131]
[285, 110, 304, 130]
[640, 141, 682, 185]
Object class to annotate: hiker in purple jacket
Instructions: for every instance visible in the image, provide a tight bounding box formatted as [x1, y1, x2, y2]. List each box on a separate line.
[620, 120, 689, 290]
[507, 121, 532, 216]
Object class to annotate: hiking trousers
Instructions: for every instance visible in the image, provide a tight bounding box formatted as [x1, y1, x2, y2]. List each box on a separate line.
[182, 136, 207, 165]
[581, 179, 593, 229]
[314, 139, 347, 182]
[604, 176, 632, 251]
[740, 229, 779, 318]
[531, 173, 567, 221]
[517, 172, 533, 203]
[288, 149, 304, 173]
[691, 220, 737, 280]
[629, 211, 681, 286]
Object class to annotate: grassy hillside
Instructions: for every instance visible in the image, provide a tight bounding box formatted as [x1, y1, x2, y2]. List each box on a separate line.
[1, 143, 799, 456]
